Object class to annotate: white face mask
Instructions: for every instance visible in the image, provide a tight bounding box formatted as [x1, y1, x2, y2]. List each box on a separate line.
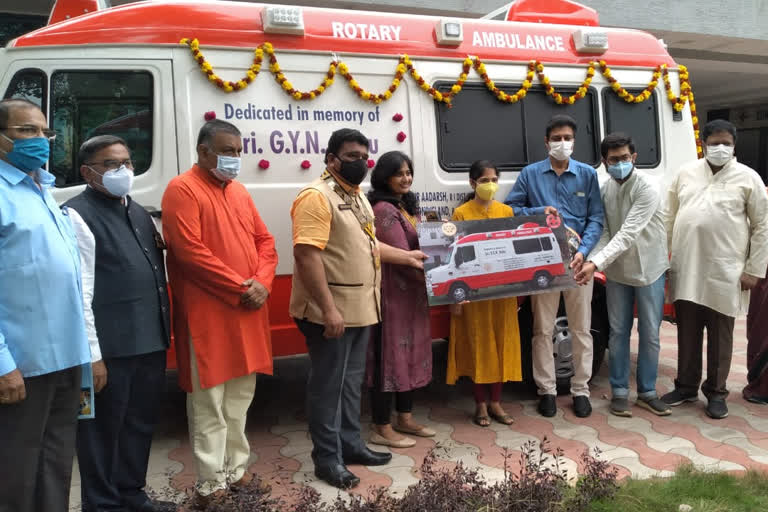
[705, 144, 734, 167]
[548, 140, 574, 161]
[211, 154, 241, 181]
[91, 165, 134, 197]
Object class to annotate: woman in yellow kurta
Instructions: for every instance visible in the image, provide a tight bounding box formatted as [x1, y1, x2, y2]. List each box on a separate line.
[446, 160, 522, 427]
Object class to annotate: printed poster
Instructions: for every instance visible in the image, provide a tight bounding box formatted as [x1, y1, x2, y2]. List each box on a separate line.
[419, 214, 577, 306]
[78, 363, 95, 420]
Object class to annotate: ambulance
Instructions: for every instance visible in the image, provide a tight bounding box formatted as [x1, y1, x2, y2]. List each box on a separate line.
[1, 0, 698, 388]
[428, 225, 567, 302]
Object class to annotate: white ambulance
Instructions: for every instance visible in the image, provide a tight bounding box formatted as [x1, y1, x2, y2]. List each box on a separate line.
[428, 225, 567, 302]
[1, 0, 697, 387]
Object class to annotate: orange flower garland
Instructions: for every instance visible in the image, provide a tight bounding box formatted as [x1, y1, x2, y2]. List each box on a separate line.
[598, 60, 660, 104]
[181, 38, 702, 157]
[536, 60, 594, 105]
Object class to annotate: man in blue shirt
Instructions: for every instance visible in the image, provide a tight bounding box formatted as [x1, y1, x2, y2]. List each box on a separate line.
[0, 99, 92, 512]
[505, 114, 603, 419]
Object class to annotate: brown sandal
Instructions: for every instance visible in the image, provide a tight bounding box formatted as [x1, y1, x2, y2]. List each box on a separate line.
[473, 415, 491, 427]
[488, 410, 514, 425]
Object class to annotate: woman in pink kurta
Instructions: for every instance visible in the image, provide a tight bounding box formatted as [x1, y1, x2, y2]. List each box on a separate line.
[365, 151, 434, 448]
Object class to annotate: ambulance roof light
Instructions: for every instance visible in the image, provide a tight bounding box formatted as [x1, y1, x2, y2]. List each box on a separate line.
[572, 28, 609, 54]
[436, 19, 463, 46]
[262, 6, 305, 36]
[505, 0, 600, 27]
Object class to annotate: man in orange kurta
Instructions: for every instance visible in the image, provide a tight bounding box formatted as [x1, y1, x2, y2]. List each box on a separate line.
[162, 120, 277, 507]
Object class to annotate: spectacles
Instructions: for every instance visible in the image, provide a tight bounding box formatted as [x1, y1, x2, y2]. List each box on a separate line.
[1, 125, 57, 141]
[86, 159, 134, 169]
[605, 155, 633, 165]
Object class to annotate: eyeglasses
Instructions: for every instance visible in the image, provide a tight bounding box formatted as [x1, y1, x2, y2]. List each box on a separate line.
[605, 155, 633, 165]
[1, 125, 57, 141]
[86, 159, 134, 169]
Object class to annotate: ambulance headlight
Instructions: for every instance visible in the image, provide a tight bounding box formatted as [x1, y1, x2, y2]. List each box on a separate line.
[436, 19, 463, 46]
[572, 28, 608, 54]
[262, 6, 305, 36]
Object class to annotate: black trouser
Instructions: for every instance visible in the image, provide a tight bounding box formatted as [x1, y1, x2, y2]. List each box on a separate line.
[674, 300, 735, 401]
[77, 351, 166, 511]
[297, 319, 370, 467]
[368, 325, 413, 425]
[0, 365, 81, 512]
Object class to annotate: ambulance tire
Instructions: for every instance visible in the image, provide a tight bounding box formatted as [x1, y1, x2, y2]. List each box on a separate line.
[534, 271, 552, 289]
[450, 282, 470, 303]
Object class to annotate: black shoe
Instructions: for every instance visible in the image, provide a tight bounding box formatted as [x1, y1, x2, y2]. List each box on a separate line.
[538, 394, 557, 417]
[573, 396, 592, 418]
[661, 389, 698, 406]
[343, 446, 392, 466]
[129, 499, 178, 512]
[314, 463, 361, 489]
[705, 399, 729, 419]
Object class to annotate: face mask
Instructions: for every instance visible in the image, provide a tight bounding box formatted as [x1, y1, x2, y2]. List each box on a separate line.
[606, 161, 634, 180]
[335, 156, 368, 186]
[211, 154, 241, 181]
[548, 140, 574, 161]
[475, 182, 499, 201]
[100, 165, 134, 197]
[705, 144, 734, 167]
[0, 134, 50, 172]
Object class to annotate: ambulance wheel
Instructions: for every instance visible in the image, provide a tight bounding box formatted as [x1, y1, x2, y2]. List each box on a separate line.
[450, 283, 470, 303]
[534, 271, 552, 289]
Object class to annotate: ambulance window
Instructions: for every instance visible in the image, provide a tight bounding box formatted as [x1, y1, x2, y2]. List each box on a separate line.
[49, 70, 153, 187]
[435, 82, 526, 172]
[455, 245, 476, 265]
[603, 89, 660, 168]
[522, 88, 600, 166]
[513, 238, 542, 254]
[3, 68, 47, 110]
[540, 236, 553, 251]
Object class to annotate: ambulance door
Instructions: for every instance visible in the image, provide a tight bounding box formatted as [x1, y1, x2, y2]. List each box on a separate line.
[0, 53, 177, 210]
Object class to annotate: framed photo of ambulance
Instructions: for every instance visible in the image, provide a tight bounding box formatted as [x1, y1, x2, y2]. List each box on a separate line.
[418, 214, 577, 306]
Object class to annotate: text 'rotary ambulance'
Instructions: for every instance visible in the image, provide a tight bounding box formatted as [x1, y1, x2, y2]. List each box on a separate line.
[1, 0, 699, 386]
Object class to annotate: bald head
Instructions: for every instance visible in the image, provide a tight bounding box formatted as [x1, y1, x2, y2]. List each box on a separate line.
[0, 98, 43, 129]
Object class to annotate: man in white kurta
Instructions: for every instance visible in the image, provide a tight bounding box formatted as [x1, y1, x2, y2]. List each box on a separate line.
[661, 120, 768, 420]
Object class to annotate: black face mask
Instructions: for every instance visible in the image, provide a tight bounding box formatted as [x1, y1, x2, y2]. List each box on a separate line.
[334, 155, 368, 185]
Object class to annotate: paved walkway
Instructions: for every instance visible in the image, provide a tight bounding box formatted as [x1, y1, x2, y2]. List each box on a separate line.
[69, 317, 768, 508]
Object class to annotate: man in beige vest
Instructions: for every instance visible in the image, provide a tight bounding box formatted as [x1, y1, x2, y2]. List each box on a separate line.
[290, 128, 426, 489]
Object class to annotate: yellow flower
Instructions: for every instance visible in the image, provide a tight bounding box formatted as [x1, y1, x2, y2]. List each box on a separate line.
[339, 62, 349, 74]
[411, 71, 421, 81]
[611, 82, 621, 91]
[309, 92, 316, 99]
[434, 91, 443, 101]
[208, 73, 218, 82]
[603, 69, 612, 78]
[246, 70, 257, 80]
[691, 116, 698, 124]
[487, 80, 495, 90]
[451, 84, 461, 94]
[510, 95, 519, 103]
[316, 85, 325, 93]
[522, 80, 532, 89]
[518, 90, 527, 98]
[237, 80, 247, 89]
[190, 38, 200, 50]
[255, 48, 264, 58]
[536, 63, 544, 72]
[180, 38, 189, 45]
[498, 92, 508, 101]
[554, 95, 563, 104]
[679, 64, 688, 72]
[201, 62, 213, 72]
[694, 130, 700, 138]
[567, 97, 575, 105]
[349, 79, 359, 88]
[361, 91, 371, 100]
[383, 90, 393, 99]
[667, 91, 676, 100]
[674, 103, 684, 112]
[463, 58, 472, 67]
[263, 42, 274, 53]
[392, 78, 401, 87]
[689, 92, 696, 101]
[269, 63, 280, 73]
[293, 91, 302, 100]
[420, 82, 430, 91]
[542, 76, 550, 86]
[282, 80, 293, 91]
[324, 78, 333, 87]
[396, 64, 407, 74]
[223, 82, 233, 92]
[477, 63, 486, 74]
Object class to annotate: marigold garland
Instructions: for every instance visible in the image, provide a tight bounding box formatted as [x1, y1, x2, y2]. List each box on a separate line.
[181, 38, 702, 157]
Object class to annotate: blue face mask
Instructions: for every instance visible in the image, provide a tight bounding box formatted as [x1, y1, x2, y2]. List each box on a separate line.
[211, 154, 241, 181]
[1, 134, 50, 172]
[606, 160, 634, 180]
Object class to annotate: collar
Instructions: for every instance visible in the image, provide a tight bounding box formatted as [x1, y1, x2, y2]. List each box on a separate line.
[83, 185, 131, 207]
[543, 157, 577, 175]
[193, 163, 230, 188]
[0, 158, 45, 186]
[323, 168, 360, 195]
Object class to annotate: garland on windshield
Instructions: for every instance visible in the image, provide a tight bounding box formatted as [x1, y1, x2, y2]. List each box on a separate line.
[180, 38, 701, 157]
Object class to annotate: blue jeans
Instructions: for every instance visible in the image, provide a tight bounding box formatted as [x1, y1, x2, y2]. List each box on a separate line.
[607, 273, 666, 399]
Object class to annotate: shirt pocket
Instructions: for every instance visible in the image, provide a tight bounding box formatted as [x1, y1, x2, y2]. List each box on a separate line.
[713, 184, 745, 215]
[565, 191, 589, 219]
